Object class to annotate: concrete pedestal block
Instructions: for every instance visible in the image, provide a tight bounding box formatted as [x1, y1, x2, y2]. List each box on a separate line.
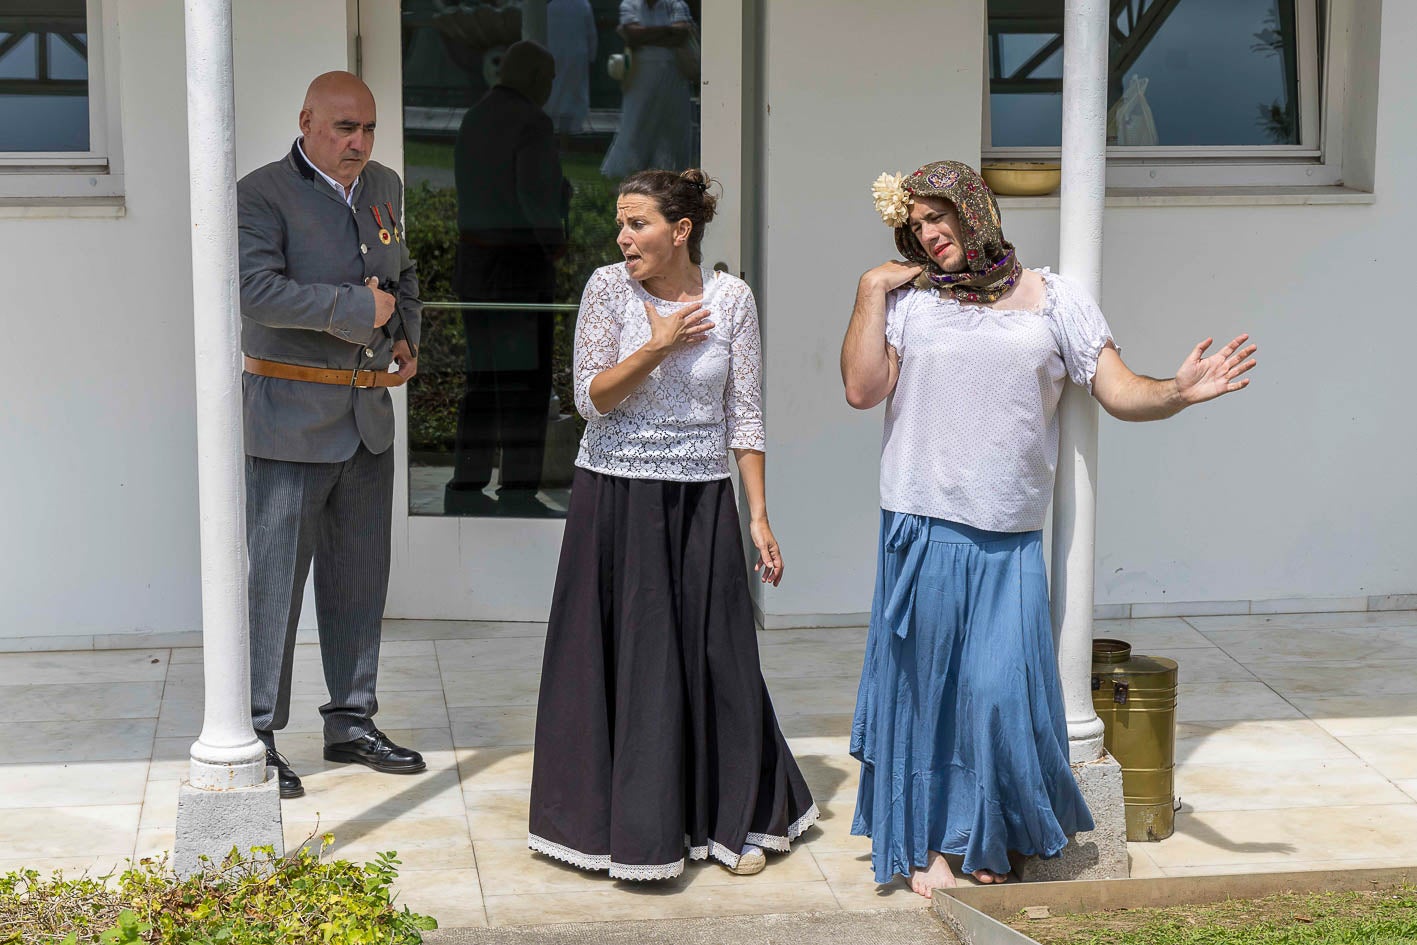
[173, 768, 285, 878]
[1020, 752, 1129, 882]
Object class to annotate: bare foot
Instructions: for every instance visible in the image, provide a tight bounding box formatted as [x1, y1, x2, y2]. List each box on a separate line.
[972, 867, 1011, 884]
[909, 850, 957, 898]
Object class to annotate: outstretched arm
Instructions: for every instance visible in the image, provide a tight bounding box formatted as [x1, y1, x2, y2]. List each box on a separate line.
[1092, 334, 1258, 421]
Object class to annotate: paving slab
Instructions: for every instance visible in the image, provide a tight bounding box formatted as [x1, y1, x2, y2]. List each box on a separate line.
[8, 612, 1417, 933]
[423, 909, 954, 945]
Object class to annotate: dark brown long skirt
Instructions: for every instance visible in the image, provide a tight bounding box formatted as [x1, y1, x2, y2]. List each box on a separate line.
[528, 468, 818, 880]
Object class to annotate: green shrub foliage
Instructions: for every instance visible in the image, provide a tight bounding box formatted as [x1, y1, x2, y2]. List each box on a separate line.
[0, 837, 436, 945]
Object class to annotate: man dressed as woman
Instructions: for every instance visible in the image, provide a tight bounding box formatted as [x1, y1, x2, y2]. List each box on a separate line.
[842, 161, 1257, 894]
[529, 169, 818, 880]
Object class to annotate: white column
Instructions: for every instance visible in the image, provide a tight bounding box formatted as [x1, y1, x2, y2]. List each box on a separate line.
[1052, 0, 1109, 765]
[183, 0, 266, 790]
[522, 0, 548, 45]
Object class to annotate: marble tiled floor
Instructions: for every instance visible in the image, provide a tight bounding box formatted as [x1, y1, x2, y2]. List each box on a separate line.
[5, 612, 1417, 927]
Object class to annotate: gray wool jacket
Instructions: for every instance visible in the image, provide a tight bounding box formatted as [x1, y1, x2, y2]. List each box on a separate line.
[238, 139, 422, 463]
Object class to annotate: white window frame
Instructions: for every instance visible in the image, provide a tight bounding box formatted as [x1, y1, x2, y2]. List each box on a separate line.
[0, 0, 124, 202]
[982, 0, 1352, 190]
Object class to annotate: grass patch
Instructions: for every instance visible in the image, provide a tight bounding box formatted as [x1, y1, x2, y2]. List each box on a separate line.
[1010, 885, 1417, 945]
[0, 837, 435, 944]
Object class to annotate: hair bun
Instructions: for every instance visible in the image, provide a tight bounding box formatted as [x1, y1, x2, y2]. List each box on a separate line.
[680, 168, 711, 195]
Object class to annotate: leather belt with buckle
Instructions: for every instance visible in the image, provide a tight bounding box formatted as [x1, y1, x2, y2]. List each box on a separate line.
[243, 356, 406, 389]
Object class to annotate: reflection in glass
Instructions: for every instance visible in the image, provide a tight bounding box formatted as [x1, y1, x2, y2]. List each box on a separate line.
[402, 0, 702, 518]
[446, 42, 565, 519]
[988, 0, 1302, 148]
[0, 0, 90, 152]
[600, 0, 696, 177]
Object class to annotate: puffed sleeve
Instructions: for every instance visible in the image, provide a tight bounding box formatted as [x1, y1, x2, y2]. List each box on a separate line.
[884, 287, 913, 352]
[723, 282, 766, 451]
[573, 268, 622, 420]
[1047, 273, 1115, 392]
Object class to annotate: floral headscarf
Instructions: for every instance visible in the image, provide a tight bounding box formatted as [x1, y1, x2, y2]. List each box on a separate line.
[871, 160, 1023, 304]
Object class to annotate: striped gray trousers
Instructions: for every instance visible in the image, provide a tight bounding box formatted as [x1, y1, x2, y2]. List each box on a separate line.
[246, 444, 393, 744]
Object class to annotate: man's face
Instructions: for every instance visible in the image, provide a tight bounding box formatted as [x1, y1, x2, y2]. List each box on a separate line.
[299, 88, 376, 187]
[908, 195, 967, 273]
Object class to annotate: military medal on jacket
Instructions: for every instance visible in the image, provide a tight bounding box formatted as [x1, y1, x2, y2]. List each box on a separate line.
[371, 204, 392, 245]
[384, 201, 401, 243]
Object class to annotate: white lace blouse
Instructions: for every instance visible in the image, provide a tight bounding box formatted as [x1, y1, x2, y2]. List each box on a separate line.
[573, 263, 765, 481]
[880, 269, 1115, 532]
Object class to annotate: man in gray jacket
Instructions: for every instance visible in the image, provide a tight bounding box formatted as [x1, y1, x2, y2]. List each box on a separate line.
[238, 71, 424, 798]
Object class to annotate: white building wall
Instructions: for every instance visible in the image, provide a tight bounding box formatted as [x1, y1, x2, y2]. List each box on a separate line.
[751, 0, 988, 624]
[1, 0, 1410, 641]
[0, 0, 350, 641]
[752, 0, 1411, 622]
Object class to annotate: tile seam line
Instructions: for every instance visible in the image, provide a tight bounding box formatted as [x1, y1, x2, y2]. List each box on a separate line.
[136, 647, 174, 864]
[436, 633, 489, 927]
[806, 846, 848, 911]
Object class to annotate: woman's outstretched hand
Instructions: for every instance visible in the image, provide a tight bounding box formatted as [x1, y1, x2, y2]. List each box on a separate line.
[750, 519, 784, 587]
[645, 300, 714, 354]
[1175, 333, 1258, 405]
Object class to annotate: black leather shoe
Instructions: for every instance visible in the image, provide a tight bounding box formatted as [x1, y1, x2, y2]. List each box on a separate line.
[444, 483, 499, 516]
[266, 747, 304, 799]
[323, 729, 426, 773]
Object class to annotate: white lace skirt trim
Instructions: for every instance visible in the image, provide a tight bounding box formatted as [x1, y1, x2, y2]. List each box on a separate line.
[528, 805, 819, 879]
[748, 803, 821, 852]
[684, 836, 743, 868]
[526, 833, 612, 871]
[528, 833, 685, 881]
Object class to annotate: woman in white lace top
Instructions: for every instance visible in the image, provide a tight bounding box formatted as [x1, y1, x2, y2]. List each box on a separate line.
[529, 169, 817, 882]
[571, 256, 765, 481]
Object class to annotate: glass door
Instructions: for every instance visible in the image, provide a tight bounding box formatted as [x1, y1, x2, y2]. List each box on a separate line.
[360, 0, 746, 620]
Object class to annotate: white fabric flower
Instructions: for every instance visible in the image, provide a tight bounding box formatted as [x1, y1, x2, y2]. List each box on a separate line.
[871, 172, 911, 227]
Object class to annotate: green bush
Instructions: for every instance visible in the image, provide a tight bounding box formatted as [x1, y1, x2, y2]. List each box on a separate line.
[0, 837, 436, 945]
[404, 181, 459, 306]
[402, 179, 622, 456]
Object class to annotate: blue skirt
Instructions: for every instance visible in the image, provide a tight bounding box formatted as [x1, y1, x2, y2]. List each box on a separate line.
[850, 511, 1093, 883]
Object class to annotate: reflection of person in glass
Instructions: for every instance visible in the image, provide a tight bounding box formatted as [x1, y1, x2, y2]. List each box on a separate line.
[844, 162, 1258, 895]
[528, 171, 818, 880]
[447, 41, 568, 517]
[545, 0, 598, 137]
[600, 0, 695, 178]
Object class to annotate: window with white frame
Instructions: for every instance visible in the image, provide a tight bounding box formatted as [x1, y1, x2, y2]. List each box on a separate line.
[0, 0, 123, 201]
[984, 0, 1345, 189]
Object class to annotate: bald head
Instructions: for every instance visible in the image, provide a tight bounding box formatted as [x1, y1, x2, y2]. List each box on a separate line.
[303, 71, 375, 113]
[299, 71, 377, 188]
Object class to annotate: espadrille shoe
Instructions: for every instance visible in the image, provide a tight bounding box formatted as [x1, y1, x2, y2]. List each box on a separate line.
[726, 844, 766, 876]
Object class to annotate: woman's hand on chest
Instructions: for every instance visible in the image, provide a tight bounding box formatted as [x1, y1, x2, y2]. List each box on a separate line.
[640, 299, 715, 354]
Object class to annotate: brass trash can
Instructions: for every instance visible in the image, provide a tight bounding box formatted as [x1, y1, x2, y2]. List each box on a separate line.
[1091, 638, 1178, 841]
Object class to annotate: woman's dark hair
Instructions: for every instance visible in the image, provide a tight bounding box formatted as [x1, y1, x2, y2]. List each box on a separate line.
[617, 168, 719, 264]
